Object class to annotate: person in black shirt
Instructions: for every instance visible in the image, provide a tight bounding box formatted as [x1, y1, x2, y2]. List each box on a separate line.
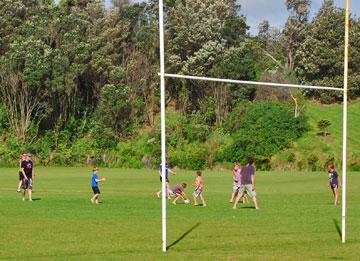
[327, 164, 340, 206]
[21, 153, 35, 202]
[17, 153, 27, 192]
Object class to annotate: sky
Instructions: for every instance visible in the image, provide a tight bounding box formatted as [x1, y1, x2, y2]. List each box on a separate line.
[55, 0, 360, 35]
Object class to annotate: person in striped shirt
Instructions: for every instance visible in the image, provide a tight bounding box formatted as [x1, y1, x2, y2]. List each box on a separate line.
[193, 171, 206, 207]
[229, 162, 248, 204]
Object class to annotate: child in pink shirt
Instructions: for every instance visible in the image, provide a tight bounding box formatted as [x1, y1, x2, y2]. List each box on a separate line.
[193, 171, 206, 207]
[229, 162, 248, 204]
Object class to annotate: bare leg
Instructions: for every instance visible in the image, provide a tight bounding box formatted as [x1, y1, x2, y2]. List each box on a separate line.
[232, 195, 241, 209]
[334, 188, 339, 206]
[172, 195, 182, 205]
[200, 195, 206, 207]
[166, 182, 171, 199]
[243, 195, 249, 204]
[17, 180, 22, 192]
[252, 196, 259, 210]
[229, 190, 237, 203]
[28, 189, 33, 201]
[22, 190, 26, 201]
[193, 195, 198, 206]
[91, 194, 99, 203]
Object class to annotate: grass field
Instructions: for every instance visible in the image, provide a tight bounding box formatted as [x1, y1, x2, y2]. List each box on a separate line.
[1, 168, 359, 260]
[273, 100, 360, 169]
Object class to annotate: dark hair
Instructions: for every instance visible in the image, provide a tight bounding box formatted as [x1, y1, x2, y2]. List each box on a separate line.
[247, 157, 254, 165]
[182, 182, 187, 188]
[328, 164, 335, 169]
[196, 171, 202, 176]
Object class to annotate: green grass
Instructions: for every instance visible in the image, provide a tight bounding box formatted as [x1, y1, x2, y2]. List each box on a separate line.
[1, 167, 360, 260]
[273, 100, 360, 169]
[302, 100, 360, 154]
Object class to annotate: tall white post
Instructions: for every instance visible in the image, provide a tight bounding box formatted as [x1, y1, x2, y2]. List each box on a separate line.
[342, 0, 350, 244]
[159, 0, 167, 253]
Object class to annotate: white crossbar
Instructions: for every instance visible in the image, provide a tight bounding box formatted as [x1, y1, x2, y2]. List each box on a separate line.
[163, 73, 344, 92]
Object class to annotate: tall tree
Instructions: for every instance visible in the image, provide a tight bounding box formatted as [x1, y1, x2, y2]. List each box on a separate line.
[283, 0, 311, 71]
[295, 0, 360, 102]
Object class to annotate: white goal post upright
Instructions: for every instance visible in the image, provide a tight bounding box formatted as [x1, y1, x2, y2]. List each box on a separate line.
[342, 0, 350, 244]
[159, 0, 167, 253]
[158, 0, 350, 251]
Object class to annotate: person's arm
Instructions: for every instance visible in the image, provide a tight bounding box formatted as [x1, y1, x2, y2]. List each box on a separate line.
[181, 192, 188, 200]
[251, 174, 255, 190]
[32, 169, 35, 181]
[95, 178, 106, 182]
[21, 168, 28, 180]
[169, 168, 176, 175]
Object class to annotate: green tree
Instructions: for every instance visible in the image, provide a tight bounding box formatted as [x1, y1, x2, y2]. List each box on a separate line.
[317, 119, 331, 136]
[295, 0, 360, 101]
[283, 0, 311, 71]
[222, 102, 308, 169]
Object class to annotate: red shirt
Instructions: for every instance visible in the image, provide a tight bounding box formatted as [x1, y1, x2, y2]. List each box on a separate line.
[195, 176, 203, 190]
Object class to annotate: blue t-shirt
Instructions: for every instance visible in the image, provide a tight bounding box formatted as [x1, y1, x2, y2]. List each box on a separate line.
[159, 163, 169, 178]
[91, 173, 98, 187]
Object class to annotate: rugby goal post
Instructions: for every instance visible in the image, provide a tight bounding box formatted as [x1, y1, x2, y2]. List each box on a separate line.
[158, 0, 350, 252]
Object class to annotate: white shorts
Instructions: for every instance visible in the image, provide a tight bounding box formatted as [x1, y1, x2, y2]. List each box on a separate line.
[237, 184, 256, 198]
[233, 182, 241, 191]
[193, 189, 203, 197]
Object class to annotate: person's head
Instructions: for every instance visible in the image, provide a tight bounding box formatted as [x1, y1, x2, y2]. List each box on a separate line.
[92, 167, 99, 173]
[247, 157, 254, 166]
[196, 171, 202, 177]
[234, 162, 240, 170]
[328, 164, 335, 172]
[21, 153, 27, 160]
[181, 182, 187, 188]
[26, 153, 32, 161]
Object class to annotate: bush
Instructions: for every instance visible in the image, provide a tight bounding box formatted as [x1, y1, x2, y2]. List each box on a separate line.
[223, 101, 308, 168]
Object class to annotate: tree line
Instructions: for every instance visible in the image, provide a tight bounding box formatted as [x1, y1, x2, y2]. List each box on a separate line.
[0, 0, 359, 169]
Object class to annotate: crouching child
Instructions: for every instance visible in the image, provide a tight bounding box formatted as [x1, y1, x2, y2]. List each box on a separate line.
[171, 183, 189, 205]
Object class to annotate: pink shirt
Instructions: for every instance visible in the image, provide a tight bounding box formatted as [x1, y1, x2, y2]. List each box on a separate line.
[195, 176, 203, 190]
[233, 169, 242, 185]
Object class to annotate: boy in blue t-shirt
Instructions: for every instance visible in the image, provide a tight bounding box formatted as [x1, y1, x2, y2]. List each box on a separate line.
[90, 167, 106, 204]
[156, 159, 176, 199]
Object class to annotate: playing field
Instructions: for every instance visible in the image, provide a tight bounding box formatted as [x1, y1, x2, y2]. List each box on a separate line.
[1, 168, 359, 260]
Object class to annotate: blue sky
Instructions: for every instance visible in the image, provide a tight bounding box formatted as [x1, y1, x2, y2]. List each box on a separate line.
[55, 0, 359, 34]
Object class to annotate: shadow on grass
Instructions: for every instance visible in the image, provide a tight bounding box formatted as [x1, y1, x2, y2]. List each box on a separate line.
[32, 198, 41, 201]
[333, 219, 341, 239]
[240, 206, 256, 209]
[167, 223, 200, 250]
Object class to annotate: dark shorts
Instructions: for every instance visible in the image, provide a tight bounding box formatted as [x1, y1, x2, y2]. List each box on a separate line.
[21, 179, 33, 190]
[92, 186, 100, 194]
[330, 183, 338, 189]
[160, 176, 169, 183]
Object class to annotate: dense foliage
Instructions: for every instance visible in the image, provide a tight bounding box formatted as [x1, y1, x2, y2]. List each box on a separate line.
[0, 0, 359, 170]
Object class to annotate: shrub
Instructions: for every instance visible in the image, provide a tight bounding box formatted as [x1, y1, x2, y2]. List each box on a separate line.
[223, 101, 308, 168]
[317, 119, 331, 136]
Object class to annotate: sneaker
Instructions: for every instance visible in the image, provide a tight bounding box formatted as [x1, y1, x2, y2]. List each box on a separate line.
[90, 198, 95, 204]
